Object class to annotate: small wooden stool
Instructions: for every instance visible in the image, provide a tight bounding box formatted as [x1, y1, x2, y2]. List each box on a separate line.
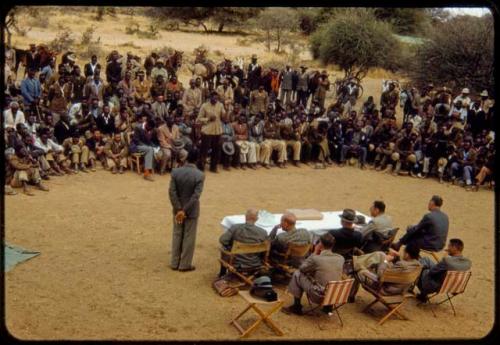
[230, 290, 284, 338]
[129, 152, 145, 174]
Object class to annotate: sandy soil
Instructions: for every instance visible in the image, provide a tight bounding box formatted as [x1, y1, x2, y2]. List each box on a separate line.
[4, 164, 495, 340]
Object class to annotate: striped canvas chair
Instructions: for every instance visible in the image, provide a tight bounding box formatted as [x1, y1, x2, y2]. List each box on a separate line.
[427, 270, 472, 317]
[306, 278, 355, 327]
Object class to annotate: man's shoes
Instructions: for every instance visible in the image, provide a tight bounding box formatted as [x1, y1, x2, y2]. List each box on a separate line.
[278, 163, 286, 169]
[144, 175, 154, 182]
[416, 293, 428, 303]
[37, 183, 49, 192]
[292, 161, 299, 167]
[41, 174, 50, 180]
[80, 165, 89, 173]
[119, 167, 124, 174]
[23, 188, 35, 196]
[170, 266, 179, 271]
[111, 166, 118, 174]
[281, 304, 303, 315]
[263, 164, 271, 169]
[178, 266, 196, 272]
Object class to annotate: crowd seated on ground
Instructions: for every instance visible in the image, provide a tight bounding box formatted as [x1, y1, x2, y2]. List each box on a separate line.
[217, 195, 472, 321]
[4, 45, 495, 195]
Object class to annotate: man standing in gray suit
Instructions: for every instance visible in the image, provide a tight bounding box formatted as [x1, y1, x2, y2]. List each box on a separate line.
[392, 195, 449, 252]
[169, 149, 205, 272]
[282, 233, 344, 315]
[417, 238, 472, 302]
[279, 65, 294, 106]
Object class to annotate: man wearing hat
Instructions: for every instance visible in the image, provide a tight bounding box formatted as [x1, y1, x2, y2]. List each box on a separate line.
[132, 70, 152, 103]
[26, 43, 41, 72]
[453, 88, 471, 108]
[328, 209, 363, 260]
[279, 65, 294, 106]
[220, 115, 239, 171]
[297, 66, 309, 107]
[182, 79, 202, 116]
[247, 54, 262, 91]
[282, 233, 344, 315]
[479, 90, 494, 114]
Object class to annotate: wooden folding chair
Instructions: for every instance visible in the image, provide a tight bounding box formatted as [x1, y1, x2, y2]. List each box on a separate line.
[219, 240, 271, 286]
[361, 266, 423, 325]
[305, 278, 355, 327]
[270, 243, 311, 276]
[426, 270, 472, 317]
[230, 290, 284, 338]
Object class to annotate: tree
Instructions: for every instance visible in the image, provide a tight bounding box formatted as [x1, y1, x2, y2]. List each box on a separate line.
[310, 9, 401, 80]
[211, 7, 262, 32]
[408, 14, 494, 93]
[254, 8, 299, 52]
[373, 8, 428, 35]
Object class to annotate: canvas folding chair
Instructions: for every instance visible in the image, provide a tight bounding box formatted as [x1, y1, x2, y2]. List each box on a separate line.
[230, 290, 284, 338]
[426, 270, 472, 317]
[219, 240, 271, 286]
[361, 266, 423, 325]
[305, 278, 355, 327]
[270, 242, 311, 276]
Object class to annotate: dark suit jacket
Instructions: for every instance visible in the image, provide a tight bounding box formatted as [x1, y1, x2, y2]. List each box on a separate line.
[54, 121, 74, 144]
[419, 255, 472, 294]
[169, 164, 205, 219]
[84, 63, 102, 77]
[328, 227, 363, 259]
[96, 114, 116, 135]
[403, 209, 449, 251]
[130, 124, 153, 152]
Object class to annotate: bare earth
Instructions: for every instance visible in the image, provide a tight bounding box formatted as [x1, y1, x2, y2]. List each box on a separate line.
[5, 165, 494, 340]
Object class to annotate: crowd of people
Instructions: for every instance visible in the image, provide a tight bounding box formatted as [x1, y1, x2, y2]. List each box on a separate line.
[219, 196, 471, 317]
[4, 44, 496, 195]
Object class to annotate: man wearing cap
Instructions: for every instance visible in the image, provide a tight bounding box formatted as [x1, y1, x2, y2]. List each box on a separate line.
[392, 195, 449, 252]
[282, 233, 344, 315]
[4, 101, 26, 128]
[132, 70, 152, 103]
[182, 79, 202, 116]
[247, 54, 262, 91]
[218, 208, 268, 277]
[328, 209, 363, 259]
[479, 90, 494, 114]
[297, 66, 309, 107]
[453, 88, 471, 108]
[196, 92, 225, 172]
[279, 65, 294, 106]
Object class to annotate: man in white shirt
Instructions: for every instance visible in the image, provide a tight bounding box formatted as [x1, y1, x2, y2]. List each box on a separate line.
[34, 127, 70, 175]
[4, 101, 26, 128]
[453, 88, 471, 108]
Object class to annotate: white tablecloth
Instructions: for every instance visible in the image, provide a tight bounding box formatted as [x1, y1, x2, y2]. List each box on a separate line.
[220, 211, 371, 235]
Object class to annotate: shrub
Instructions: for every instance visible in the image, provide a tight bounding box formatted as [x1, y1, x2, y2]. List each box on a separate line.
[49, 24, 76, 52]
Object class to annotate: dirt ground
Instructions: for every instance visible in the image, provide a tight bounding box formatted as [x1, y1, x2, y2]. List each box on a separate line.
[4, 164, 495, 340]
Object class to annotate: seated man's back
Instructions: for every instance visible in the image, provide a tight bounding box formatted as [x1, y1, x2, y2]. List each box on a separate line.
[220, 222, 268, 269]
[329, 209, 363, 259]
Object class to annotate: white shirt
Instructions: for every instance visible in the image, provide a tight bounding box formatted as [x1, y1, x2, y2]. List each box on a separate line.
[3, 109, 25, 128]
[34, 137, 64, 153]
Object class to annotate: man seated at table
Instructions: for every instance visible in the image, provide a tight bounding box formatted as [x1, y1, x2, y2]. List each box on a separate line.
[353, 243, 421, 295]
[416, 238, 471, 302]
[328, 209, 363, 260]
[269, 212, 312, 267]
[282, 233, 344, 315]
[392, 195, 448, 253]
[358, 201, 394, 253]
[218, 208, 268, 278]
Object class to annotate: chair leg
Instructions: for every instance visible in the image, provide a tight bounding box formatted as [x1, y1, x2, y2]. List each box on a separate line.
[363, 298, 379, 312]
[378, 301, 407, 325]
[250, 302, 284, 336]
[136, 157, 141, 174]
[333, 305, 344, 327]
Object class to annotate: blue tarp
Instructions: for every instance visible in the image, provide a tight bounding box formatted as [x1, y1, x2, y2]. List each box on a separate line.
[4, 243, 40, 272]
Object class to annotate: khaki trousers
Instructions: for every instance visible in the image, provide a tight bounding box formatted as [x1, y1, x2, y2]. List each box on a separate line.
[11, 168, 41, 187]
[71, 145, 90, 164]
[260, 139, 286, 164]
[106, 157, 127, 169]
[171, 217, 199, 270]
[286, 140, 301, 161]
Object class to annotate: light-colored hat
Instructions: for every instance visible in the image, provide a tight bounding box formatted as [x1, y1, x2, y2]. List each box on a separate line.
[172, 139, 185, 150]
[480, 90, 488, 97]
[407, 154, 417, 164]
[461, 88, 470, 94]
[349, 157, 357, 166]
[239, 141, 250, 154]
[67, 54, 76, 62]
[391, 152, 400, 161]
[368, 143, 375, 151]
[437, 157, 447, 167]
[222, 141, 235, 156]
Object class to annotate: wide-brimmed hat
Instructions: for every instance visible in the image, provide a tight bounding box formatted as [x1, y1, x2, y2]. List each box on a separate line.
[391, 152, 400, 161]
[239, 141, 250, 154]
[172, 139, 185, 150]
[407, 154, 417, 164]
[66, 54, 76, 62]
[338, 209, 357, 223]
[222, 141, 235, 155]
[480, 90, 489, 97]
[461, 88, 470, 94]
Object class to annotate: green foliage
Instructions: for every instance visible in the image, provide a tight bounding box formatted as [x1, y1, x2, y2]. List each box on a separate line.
[310, 9, 401, 80]
[254, 8, 299, 52]
[373, 8, 428, 35]
[408, 14, 494, 93]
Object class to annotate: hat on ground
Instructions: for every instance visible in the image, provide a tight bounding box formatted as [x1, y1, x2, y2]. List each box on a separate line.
[253, 276, 272, 288]
[222, 141, 235, 156]
[349, 157, 357, 166]
[407, 154, 417, 164]
[480, 90, 489, 97]
[339, 209, 357, 223]
[391, 152, 400, 161]
[239, 141, 250, 154]
[461, 88, 470, 94]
